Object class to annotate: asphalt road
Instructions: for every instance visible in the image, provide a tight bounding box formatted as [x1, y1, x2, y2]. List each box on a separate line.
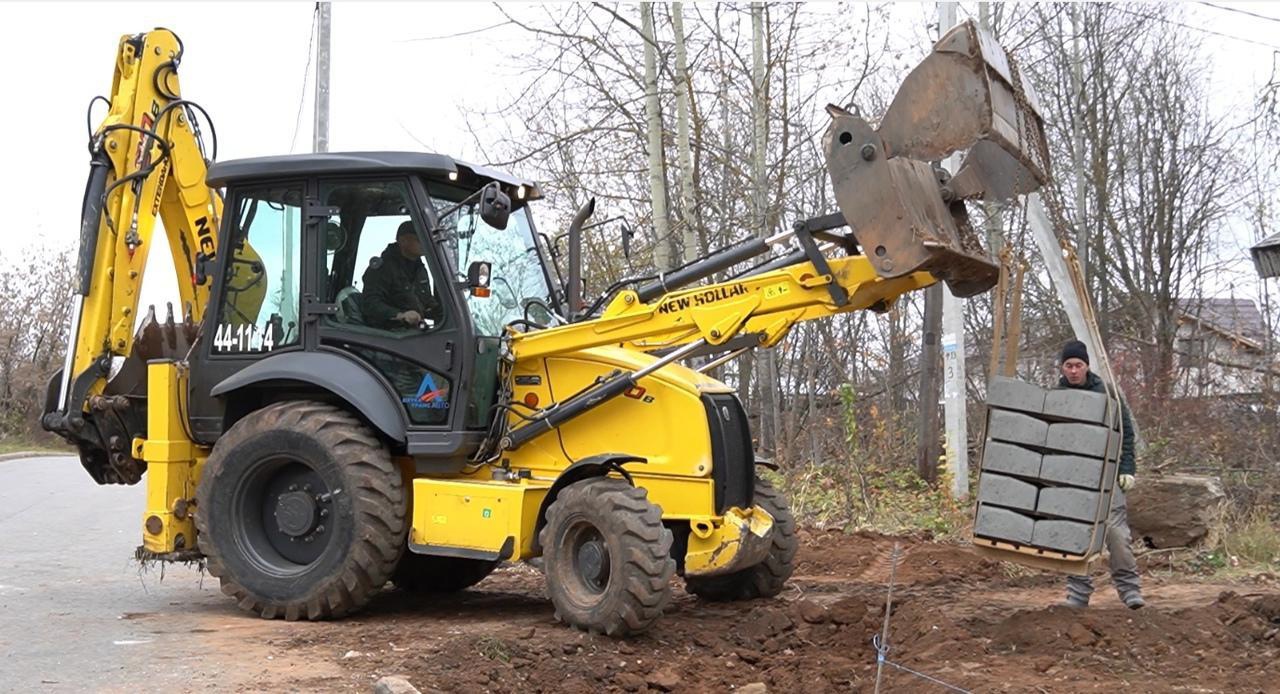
[0, 455, 316, 693]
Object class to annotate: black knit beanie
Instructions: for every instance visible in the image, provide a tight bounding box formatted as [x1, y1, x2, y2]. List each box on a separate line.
[1060, 340, 1089, 365]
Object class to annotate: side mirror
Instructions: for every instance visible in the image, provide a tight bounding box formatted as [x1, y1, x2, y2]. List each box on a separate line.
[467, 260, 492, 298]
[479, 184, 511, 230]
[194, 251, 213, 286]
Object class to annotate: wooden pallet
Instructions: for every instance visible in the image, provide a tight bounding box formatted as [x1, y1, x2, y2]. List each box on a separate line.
[971, 536, 1097, 575]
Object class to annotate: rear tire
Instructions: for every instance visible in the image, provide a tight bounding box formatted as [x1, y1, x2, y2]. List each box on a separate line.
[540, 478, 675, 636]
[195, 400, 406, 620]
[684, 476, 797, 602]
[392, 553, 499, 593]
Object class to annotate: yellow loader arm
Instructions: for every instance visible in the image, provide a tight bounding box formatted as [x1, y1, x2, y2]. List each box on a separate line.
[42, 29, 249, 485]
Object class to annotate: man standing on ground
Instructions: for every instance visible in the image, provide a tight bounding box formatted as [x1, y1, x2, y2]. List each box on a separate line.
[1057, 339, 1145, 609]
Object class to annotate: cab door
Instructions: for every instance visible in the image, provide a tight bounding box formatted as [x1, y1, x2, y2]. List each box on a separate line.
[186, 180, 308, 441]
[313, 176, 484, 464]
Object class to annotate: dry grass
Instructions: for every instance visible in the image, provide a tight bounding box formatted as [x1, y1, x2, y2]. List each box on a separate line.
[1220, 510, 1280, 568]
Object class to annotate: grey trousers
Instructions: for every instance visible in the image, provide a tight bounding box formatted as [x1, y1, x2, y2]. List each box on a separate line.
[1066, 488, 1141, 601]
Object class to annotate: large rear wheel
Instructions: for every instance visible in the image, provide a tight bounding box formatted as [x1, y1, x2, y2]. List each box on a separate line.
[540, 478, 675, 636]
[684, 476, 797, 601]
[195, 400, 406, 620]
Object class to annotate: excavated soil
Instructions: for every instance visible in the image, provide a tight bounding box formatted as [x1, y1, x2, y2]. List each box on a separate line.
[253, 530, 1279, 693]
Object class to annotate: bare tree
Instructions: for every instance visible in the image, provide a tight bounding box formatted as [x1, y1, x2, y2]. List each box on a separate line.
[641, 3, 673, 270]
[0, 247, 76, 440]
[671, 2, 699, 264]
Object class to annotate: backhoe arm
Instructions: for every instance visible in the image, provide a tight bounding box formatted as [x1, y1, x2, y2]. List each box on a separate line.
[43, 29, 222, 485]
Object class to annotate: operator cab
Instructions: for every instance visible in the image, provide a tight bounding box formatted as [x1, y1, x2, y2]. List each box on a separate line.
[188, 152, 561, 467]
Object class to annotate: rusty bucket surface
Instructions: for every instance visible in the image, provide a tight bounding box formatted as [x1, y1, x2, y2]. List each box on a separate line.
[824, 20, 1050, 298]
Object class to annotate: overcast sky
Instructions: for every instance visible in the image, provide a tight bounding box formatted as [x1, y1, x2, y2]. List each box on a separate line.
[0, 1, 1276, 315]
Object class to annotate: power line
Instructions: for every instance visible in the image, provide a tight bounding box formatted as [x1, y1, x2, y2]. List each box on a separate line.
[289, 4, 319, 154]
[1197, 1, 1280, 25]
[1112, 5, 1280, 52]
[400, 20, 514, 42]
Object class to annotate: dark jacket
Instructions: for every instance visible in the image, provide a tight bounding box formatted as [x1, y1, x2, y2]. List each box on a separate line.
[1056, 371, 1136, 475]
[360, 243, 441, 329]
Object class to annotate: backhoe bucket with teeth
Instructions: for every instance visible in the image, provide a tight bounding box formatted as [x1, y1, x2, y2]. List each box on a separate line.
[824, 20, 1050, 298]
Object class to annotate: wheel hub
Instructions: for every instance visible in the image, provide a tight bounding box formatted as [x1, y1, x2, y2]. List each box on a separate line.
[275, 491, 318, 537]
[576, 538, 610, 591]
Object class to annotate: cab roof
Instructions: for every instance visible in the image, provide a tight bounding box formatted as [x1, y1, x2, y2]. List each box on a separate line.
[205, 151, 543, 200]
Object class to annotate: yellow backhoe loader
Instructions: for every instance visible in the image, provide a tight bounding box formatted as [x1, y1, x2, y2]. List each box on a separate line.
[43, 23, 1048, 634]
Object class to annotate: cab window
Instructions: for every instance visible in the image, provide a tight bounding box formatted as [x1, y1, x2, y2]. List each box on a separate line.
[427, 182, 554, 337]
[320, 180, 446, 336]
[212, 185, 303, 354]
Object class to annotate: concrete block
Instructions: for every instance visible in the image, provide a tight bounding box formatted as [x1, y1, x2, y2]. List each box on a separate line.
[975, 505, 1035, 544]
[1037, 487, 1107, 522]
[1039, 454, 1104, 489]
[981, 440, 1042, 479]
[1045, 422, 1110, 457]
[978, 473, 1040, 511]
[987, 410, 1049, 448]
[1042, 388, 1109, 424]
[987, 377, 1046, 414]
[1033, 519, 1095, 555]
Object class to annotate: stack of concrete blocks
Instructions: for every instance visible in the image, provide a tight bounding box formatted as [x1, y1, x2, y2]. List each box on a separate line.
[973, 377, 1121, 556]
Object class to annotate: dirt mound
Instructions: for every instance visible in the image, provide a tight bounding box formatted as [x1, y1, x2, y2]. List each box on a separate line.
[981, 590, 1280, 658]
[250, 530, 1280, 693]
[796, 528, 1000, 587]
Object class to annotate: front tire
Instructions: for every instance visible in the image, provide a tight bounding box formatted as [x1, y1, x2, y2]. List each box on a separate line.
[684, 476, 797, 601]
[195, 400, 406, 620]
[540, 478, 675, 636]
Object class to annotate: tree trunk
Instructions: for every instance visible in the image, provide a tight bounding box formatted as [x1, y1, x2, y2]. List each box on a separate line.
[672, 2, 698, 264]
[750, 2, 776, 454]
[641, 4, 671, 271]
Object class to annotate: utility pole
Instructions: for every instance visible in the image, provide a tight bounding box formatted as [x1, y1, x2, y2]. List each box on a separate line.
[939, 1, 969, 500]
[979, 2, 1003, 255]
[916, 287, 942, 482]
[314, 1, 332, 154]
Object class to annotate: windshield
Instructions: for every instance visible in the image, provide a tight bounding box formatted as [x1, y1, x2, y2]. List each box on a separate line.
[428, 182, 556, 336]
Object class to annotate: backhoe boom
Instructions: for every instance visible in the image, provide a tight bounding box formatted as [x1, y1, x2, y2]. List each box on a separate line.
[43, 29, 222, 484]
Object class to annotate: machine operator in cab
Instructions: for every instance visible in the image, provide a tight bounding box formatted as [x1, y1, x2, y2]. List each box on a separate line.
[361, 221, 443, 330]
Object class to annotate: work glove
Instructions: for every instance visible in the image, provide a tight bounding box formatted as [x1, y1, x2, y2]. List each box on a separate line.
[1117, 474, 1136, 492]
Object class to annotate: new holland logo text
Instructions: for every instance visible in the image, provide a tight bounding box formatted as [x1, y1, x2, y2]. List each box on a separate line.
[656, 284, 747, 314]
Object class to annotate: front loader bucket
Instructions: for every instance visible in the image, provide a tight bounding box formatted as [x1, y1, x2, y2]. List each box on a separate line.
[823, 20, 1049, 297]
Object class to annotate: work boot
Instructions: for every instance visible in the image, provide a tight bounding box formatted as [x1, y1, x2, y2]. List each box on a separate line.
[1120, 591, 1145, 610]
[1064, 595, 1089, 609]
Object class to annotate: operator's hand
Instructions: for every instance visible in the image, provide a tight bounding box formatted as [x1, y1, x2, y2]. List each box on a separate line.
[395, 310, 423, 325]
[1117, 474, 1136, 492]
